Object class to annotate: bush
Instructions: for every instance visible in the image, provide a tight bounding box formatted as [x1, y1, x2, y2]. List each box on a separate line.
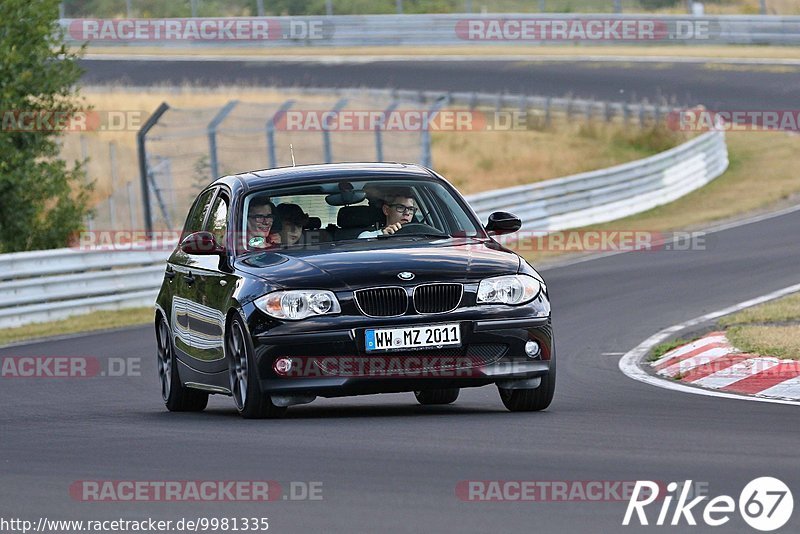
[0, 0, 92, 252]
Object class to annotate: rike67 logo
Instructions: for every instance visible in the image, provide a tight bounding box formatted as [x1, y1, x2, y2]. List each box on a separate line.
[623, 478, 793, 531]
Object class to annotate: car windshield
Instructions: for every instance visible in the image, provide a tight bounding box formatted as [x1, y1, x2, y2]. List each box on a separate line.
[239, 177, 483, 253]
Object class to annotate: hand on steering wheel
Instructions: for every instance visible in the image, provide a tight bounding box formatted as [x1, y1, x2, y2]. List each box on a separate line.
[381, 222, 404, 235]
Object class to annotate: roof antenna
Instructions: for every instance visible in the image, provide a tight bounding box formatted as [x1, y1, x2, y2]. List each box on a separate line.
[290, 144, 296, 167]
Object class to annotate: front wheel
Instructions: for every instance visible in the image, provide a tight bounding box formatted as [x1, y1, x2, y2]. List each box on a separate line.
[226, 315, 287, 419]
[414, 388, 460, 405]
[156, 315, 208, 412]
[498, 366, 555, 412]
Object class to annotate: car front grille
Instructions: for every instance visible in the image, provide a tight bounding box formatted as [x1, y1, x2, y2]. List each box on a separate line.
[413, 283, 463, 314]
[312, 343, 508, 377]
[354, 287, 408, 317]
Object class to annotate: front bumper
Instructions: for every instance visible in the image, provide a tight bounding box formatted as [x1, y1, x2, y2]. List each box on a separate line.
[251, 314, 553, 397]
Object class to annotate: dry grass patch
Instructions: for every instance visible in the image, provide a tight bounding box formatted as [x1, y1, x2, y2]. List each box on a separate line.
[719, 294, 800, 327]
[727, 325, 800, 360]
[0, 308, 152, 346]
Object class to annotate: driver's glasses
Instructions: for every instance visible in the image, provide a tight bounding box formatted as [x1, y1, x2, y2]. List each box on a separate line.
[249, 214, 274, 224]
[389, 204, 417, 216]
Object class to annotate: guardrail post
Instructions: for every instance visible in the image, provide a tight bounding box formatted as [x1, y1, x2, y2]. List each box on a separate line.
[421, 95, 449, 168]
[207, 100, 239, 181]
[376, 101, 399, 162]
[322, 98, 348, 164]
[266, 100, 295, 168]
[136, 102, 169, 234]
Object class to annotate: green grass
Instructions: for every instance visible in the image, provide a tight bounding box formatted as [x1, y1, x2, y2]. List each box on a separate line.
[0, 307, 153, 346]
[647, 336, 702, 362]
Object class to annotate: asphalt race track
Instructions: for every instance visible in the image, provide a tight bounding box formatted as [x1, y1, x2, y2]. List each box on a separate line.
[80, 58, 800, 109]
[1, 59, 799, 533]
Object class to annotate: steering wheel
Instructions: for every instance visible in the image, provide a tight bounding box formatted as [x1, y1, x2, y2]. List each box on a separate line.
[393, 223, 447, 236]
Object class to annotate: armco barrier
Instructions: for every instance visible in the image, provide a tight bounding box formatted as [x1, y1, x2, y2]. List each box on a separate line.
[61, 14, 800, 47]
[0, 131, 727, 329]
[467, 130, 728, 231]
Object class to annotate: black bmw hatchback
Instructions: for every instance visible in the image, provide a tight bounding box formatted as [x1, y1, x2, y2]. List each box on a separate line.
[155, 163, 554, 418]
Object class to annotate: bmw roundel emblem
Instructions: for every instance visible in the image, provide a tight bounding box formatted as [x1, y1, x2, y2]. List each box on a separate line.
[397, 271, 415, 281]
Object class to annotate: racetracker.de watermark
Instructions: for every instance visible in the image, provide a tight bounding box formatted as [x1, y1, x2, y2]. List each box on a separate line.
[68, 18, 330, 42]
[0, 357, 140, 378]
[456, 480, 709, 502]
[668, 109, 800, 132]
[68, 480, 323, 502]
[455, 18, 718, 41]
[70, 230, 709, 253]
[0, 110, 146, 132]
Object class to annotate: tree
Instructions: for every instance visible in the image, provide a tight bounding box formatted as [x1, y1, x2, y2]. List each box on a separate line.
[0, 0, 92, 252]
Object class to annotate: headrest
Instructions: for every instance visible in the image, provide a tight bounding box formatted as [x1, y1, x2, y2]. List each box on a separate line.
[304, 217, 321, 230]
[337, 205, 381, 229]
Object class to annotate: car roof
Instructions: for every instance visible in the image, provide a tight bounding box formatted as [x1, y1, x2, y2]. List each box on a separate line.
[211, 162, 438, 192]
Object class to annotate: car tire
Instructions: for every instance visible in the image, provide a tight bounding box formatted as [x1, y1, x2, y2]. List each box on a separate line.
[227, 315, 287, 419]
[156, 314, 209, 412]
[498, 355, 556, 412]
[414, 388, 460, 405]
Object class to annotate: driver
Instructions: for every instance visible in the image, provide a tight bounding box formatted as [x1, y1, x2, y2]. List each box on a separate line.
[358, 188, 417, 238]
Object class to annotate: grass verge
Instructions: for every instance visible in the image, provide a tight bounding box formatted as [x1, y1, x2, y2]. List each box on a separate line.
[0, 308, 152, 347]
[522, 130, 800, 264]
[650, 293, 800, 363]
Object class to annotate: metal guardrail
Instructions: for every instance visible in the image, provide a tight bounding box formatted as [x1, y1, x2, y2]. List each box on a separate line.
[0, 248, 170, 328]
[467, 130, 728, 231]
[61, 14, 800, 47]
[0, 132, 727, 329]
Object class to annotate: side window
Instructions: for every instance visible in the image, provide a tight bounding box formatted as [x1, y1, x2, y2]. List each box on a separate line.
[184, 189, 216, 234]
[206, 194, 229, 245]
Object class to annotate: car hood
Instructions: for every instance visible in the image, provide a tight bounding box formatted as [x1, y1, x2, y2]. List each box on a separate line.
[236, 238, 521, 290]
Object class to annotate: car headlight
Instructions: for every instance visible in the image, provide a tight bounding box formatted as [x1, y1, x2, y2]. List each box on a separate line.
[255, 290, 341, 320]
[477, 275, 542, 305]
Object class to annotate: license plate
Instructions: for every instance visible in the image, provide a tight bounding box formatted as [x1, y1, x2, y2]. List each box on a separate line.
[365, 324, 461, 352]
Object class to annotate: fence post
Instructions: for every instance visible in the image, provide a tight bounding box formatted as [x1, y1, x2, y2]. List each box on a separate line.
[109, 141, 119, 228]
[266, 100, 295, 168]
[539, 0, 545, 12]
[421, 96, 449, 168]
[614, 0, 622, 13]
[127, 181, 137, 230]
[376, 101, 399, 162]
[207, 100, 239, 182]
[136, 102, 169, 234]
[323, 98, 349, 164]
[257, 0, 265, 16]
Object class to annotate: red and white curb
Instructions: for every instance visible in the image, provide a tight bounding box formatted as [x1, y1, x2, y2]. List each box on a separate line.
[651, 332, 800, 400]
[619, 282, 800, 406]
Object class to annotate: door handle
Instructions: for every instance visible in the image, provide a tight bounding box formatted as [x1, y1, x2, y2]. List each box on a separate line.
[165, 266, 176, 280]
[183, 273, 196, 285]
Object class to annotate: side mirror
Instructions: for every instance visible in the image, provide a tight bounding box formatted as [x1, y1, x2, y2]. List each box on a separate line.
[180, 231, 225, 255]
[485, 212, 522, 236]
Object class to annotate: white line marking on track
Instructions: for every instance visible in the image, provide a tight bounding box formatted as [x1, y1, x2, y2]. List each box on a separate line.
[618, 282, 800, 406]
